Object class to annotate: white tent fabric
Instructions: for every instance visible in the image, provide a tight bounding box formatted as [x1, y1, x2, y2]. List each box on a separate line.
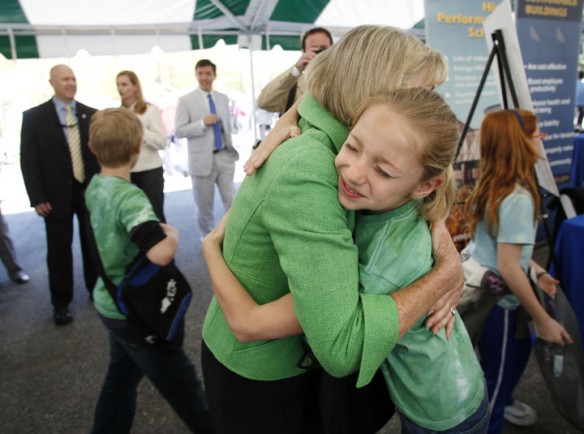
[317, 0, 423, 28]
[3, 0, 424, 58]
[20, 0, 196, 57]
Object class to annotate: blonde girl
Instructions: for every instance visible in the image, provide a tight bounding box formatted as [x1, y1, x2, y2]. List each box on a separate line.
[200, 25, 465, 434]
[204, 88, 488, 434]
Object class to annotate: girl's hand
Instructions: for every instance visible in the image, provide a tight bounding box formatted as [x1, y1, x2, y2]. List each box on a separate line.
[204, 210, 230, 248]
[534, 316, 574, 346]
[244, 126, 300, 175]
[537, 272, 559, 297]
[244, 99, 302, 176]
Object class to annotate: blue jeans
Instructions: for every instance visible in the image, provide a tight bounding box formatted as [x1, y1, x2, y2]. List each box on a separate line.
[91, 321, 215, 434]
[398, 391, 489, 434]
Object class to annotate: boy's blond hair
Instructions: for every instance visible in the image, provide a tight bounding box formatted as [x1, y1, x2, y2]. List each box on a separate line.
[89, 108, 143, 168]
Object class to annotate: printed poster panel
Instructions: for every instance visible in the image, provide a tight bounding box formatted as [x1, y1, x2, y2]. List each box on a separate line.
[425, 0, 504, 250]
[515, 0, 584, 188]
[484, 0, 559, 196]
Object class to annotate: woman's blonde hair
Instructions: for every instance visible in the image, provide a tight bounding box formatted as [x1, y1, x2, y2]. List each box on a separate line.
[89, 108, 143, 168]
[308, 25, 447, 126]
[117, 70, 147, 115]
[465, 109, 541, 235]
[351, 87, 459, 221]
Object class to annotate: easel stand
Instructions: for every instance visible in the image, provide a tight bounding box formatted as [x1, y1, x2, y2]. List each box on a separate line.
[457, 29, 558, 269]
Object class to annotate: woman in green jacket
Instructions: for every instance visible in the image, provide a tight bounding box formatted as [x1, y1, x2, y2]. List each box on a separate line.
[200, 25, 463, 434]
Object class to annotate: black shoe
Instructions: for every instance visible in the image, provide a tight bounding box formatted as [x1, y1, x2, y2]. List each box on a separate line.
[54, 308, 72, 326]
[10, 270, 30, 284]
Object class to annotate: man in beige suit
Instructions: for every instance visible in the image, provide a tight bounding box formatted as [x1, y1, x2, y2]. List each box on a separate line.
[257, 27, 333, 114]
[175, 59, 239, 237]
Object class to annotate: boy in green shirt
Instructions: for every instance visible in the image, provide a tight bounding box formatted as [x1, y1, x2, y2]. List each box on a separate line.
[86, 108, 214, 434]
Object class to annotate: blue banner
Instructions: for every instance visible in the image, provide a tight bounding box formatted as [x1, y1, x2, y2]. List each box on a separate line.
[516, 0, 584, 186]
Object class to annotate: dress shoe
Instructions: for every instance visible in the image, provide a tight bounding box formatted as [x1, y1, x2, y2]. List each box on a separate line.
[10, 270, 30, 284]
[54, 308, 72, 326]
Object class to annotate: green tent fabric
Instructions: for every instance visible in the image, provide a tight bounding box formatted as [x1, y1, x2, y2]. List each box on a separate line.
[0, 0, 424, 59]
[0, 0, 38, 58]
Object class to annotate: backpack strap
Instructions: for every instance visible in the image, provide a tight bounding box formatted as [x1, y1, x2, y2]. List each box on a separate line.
[83, 205, 119, 301]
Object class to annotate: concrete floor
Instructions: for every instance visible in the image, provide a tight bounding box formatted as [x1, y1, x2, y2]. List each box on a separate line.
[0, 189, 582, 433]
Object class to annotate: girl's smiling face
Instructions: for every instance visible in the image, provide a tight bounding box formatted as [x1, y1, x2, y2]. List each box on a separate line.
[335, 104, 440, 214]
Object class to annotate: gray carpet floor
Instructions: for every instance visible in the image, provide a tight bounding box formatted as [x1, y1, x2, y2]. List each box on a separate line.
[0, 189, 581, 433]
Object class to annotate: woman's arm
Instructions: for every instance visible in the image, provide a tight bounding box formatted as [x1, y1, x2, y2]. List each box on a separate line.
[244, 99, 301, 175]
[202, 215, 302, 342]
[498, 243, 572, 346]
[202, 219, 460, 344]
[394, 220, 464, 339]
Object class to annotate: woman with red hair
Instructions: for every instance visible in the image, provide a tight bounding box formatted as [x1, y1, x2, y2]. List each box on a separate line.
[465, 109, 572, 433]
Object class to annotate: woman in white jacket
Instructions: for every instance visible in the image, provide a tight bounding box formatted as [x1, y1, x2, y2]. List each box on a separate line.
[116, 70, 167, 221]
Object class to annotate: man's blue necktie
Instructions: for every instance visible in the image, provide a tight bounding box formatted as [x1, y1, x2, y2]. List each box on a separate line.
[207, 93, 222, 151]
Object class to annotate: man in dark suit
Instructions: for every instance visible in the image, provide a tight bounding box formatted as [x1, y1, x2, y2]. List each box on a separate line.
[20, 64, 99, 325]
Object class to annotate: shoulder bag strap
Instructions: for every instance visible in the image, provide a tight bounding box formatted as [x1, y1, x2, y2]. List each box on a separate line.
[83, 205, 119, 300]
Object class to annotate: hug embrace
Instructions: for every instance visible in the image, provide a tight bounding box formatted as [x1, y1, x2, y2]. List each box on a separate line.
[201, 25, 488, 434]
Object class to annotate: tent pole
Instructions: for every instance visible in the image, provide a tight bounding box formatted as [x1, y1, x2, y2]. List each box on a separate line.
[7, 28, 16, 60]
[198, 28, 203, 50]
[249, 47, 258, 144]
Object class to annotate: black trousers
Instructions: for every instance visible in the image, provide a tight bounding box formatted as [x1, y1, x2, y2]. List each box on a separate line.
[131, 167, 165, 223]
[201, 341, 322, 434]
[45, 181, 96, 309]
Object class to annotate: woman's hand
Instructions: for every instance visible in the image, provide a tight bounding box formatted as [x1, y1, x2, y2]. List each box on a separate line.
[244, 99, 302, 175]
[534, 316, 573, 346]
[424, 219, 464, 336]
[426, 287, 459, 337]
[429, 220, 464, 290]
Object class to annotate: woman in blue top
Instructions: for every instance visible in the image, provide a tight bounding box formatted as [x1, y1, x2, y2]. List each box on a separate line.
[465, 109, 573, 433]
[203, 88, 488, 433]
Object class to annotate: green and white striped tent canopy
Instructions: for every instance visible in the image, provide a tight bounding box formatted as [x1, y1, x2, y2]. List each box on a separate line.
[0, 0, 424, 59]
